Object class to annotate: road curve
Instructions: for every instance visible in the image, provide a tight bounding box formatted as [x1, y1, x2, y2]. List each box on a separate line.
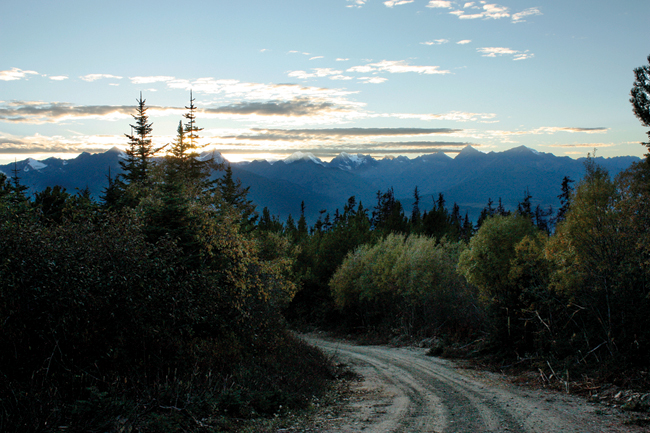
[303, 336, 637, 433]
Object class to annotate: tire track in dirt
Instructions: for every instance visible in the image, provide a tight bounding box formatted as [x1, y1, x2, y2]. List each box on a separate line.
[306, 337, 640, 433]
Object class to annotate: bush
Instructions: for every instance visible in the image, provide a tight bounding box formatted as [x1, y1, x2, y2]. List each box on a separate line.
[330, 234, 478, 337]
[0, 212, 331, 432]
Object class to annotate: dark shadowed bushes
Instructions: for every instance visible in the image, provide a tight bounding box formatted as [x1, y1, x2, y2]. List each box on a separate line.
[0, 212, 330, 432]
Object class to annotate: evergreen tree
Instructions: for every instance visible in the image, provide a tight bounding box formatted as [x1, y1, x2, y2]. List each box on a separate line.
[517, 188, 533, 220]
[33, 185, 70, 224]
[100, 167, 121, 210]
[476, 198, 496, 228]
[371, 188, 408, 234]
[121, 93, 154, 186]
[411, 186, 422, 231]
[217, 165, 258, 231]
[8, 160, 29, 206]
[630, 54, 650, 157]
[555, 176, 574, 224]
[297, 201, 309, 241]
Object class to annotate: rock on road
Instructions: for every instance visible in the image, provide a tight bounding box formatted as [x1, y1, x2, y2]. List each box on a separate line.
[303, 336, 646, 433]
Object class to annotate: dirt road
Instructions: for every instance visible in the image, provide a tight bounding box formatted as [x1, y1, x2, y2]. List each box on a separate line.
[301, 336, 647, 433]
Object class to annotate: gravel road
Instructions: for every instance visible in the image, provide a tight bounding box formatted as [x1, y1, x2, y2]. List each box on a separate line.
[301, 336, 648, 433]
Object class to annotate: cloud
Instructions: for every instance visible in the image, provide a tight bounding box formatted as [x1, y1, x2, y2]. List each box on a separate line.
[80, 74, 123, 82]
[336, 58, 349, 62]
[478, 47, 534, 60]
[348, 60, 451, 75]
[346, 0, 367, 8]
[536, 127, 608, 134]
[129, 76, 176, 84]
[309, 56, 324, 60]
[203, 98, 349, 117]
[384, 0, 414, 7]
[441, 3, 541, 23]
[0, 68, 39, 81]
[483, 126, 608, 139]
[358, 77, 389, 84]
[384, 110, 496, 122]
[0, 101, 134, 123]
[0, 101, 185, 124]
[421, 39, 449, 45]
[0, 131, 128, 155]
[225, 127, 463, 142]
[426, 1, 453, 8]
[49, 76, 69, 81]
[457, 40, 472, 44]
[450, 3, 509, 19]
[512, 7, 542, 23]
[330, 75, 355, 80]
[166, 78, 359, 103]
[547, 142, 616, 148]
[287, 68, 343, 79]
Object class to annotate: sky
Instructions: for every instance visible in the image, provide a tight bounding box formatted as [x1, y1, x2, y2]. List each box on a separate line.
[1, 0, 649, 164]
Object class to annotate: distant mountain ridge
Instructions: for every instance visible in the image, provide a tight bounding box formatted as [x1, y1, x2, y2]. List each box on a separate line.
[1, 146, 641, 224]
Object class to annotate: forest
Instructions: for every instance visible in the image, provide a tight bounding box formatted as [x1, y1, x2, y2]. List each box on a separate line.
[2, 57, 650, 431]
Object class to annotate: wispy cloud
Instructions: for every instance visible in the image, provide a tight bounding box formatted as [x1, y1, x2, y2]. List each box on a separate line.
[483, 126, 608, 139]
[129, 76, 176, 84]
[512, 7, 542, 23]
[309, 56, 324, 60]
[0, 68, 39, 81]
[433, 2, 542, 23]
[547, 142, 616, 148]
[0, 131, 128, 154]
[49, 76, 69, 81]
[346, 0, 367, 8]
[336, 58, 350, 62]
[426, 1, 453, 8]
[166, 78, 358, 103]
[477, 47, 534, 60]
[224, 127, 462, 142]
[457, 40, 472, 44]
[421, 39, 449, 45]
[348, 60, 451, 75]
[203, 98, 352, 118]
[80, 74, 123, 82]
[288, 68, 343, 79]
[358, 77, 389, 84]
[0, 101, 133, 123]
[451, 3, 509, 19]
[383, 111, 496, 122]
[384, 0, 414, 7]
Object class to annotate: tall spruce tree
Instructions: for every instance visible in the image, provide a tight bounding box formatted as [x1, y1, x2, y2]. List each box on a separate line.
[630, 54, 650, 157]
[121, 93, 154, 185]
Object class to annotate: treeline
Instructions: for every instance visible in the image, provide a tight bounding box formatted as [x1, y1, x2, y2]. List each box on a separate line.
[0, 94, 331, 432]
[274, 155, 650, 384]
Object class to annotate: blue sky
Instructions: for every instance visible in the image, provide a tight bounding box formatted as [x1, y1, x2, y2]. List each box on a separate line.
[1, 0, 649, 164]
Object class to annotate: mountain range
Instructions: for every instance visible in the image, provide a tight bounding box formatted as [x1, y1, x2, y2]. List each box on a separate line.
[0, 146, 640, 224]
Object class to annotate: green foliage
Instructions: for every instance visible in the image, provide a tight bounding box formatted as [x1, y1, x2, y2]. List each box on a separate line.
[458, 214, 539, 347]
[546, 157, 650, 362]
[330, 233, 477, 336]
[0, 95, 333, 432]
[458, 214, 538, 302]
[287, 198, 373, 324]
[630, 54, 650, 155]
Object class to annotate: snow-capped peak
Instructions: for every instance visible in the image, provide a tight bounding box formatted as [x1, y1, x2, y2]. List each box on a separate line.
[25, 158, 47, 171]
[283, 151, 325, 166]
[197, 149, 226, 163]
[330, 152, 374, 170]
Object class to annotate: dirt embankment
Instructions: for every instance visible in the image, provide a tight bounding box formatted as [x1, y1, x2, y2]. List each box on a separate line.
[286, 336, 650, 433]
